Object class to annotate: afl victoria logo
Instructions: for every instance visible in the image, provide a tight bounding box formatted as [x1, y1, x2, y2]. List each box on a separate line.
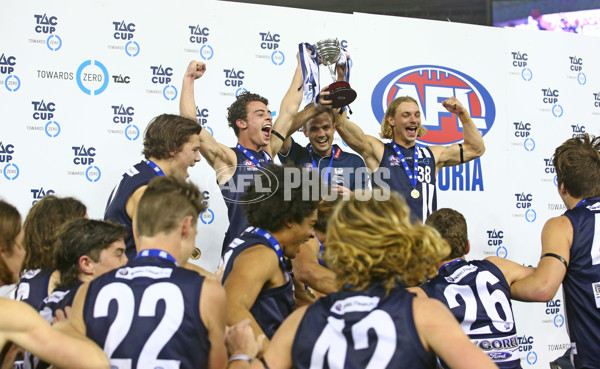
[371, 65, 496, 145]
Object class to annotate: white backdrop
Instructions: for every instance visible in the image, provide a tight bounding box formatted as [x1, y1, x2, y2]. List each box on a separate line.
[2, 0, 600, 366]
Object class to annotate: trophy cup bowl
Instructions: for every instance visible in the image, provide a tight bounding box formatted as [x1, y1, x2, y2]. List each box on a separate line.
[314, 39, 357, 108]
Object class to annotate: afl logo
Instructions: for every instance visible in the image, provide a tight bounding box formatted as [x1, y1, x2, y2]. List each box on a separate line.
[244, 160, 255, 167]
[371, 65, 496, 145]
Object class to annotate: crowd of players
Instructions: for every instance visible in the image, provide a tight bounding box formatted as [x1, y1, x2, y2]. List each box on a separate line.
[0, 51, 598, 369]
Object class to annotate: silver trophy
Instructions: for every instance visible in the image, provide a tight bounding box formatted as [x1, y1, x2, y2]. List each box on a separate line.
[314, 39, 356, 108]
[302, 39, 356, 108]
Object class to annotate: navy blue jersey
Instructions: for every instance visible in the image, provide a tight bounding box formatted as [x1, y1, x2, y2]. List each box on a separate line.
[278, 139, 368, 190]
[104, 160, 158, 260]
[15, 269, 53, 309]
[292, 284, 435, 369]
[420, 259, 520, 369]
[221, 229, 294, 339]
[562, 197, 600, 369]
[373, 143, 436, 223]
[27, 282, 82, 369]
[83, 256, 210, 369]
[219, 147, 271, 254]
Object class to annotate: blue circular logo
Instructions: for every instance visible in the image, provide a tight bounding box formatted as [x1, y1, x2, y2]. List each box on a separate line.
[5, 75, 21, 92]
[578, 72, 586, 85]
[125, 124, 140, 141]
[554, 314, 565, 327]
[271, 50, 285, 66]
[3, 163, 19, 180]
[76, 60, 109, 95]
[235, 87, 248, 97]
[554, 175, 558, 187]
[203, 125, 214, 136]
[526, 351, 537, 365]
[85, 165, 101, 182]
[526, 209, 537, 223]
[200, 45, 214, 60]
[521, 68, 533, 81]
[552, 104, 564, 118]
[524, 137, 535, 151]
[47, 34, 62, 51]
[201, 209, 215, 224]
[125, 41, 140, 57]
[496, 246, 508, 258]
[45, 121, 61, 137]
[163, 85, 178, 101]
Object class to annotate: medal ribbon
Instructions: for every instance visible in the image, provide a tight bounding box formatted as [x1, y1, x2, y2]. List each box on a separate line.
[252, 227, 285, 266]
[236, 143, 271, 168]
[136, 249, 178, 266]
[391, 142, 419, 189]
[308, 145, 338, 184]
[145, 159, 165, 176]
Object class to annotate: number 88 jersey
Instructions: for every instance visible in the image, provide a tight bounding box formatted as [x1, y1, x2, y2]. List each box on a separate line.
[83, 256, 210, 369]
[420, 259, 521, 369]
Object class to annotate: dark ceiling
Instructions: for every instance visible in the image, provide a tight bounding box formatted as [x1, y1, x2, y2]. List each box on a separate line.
[219, 0, 491, 26]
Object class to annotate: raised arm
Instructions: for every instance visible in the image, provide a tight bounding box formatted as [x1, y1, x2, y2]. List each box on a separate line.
[180, 60, 237, 182]
[334, 108, 384, 172]
[431, 97, 486, 173]
[268, 54, 304, 157]
[278, 103, 332, 155]
[510, 215, 572, 302]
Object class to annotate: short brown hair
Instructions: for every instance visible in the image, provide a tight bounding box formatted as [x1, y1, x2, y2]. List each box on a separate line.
[136, 176, 206, 237]
[425, 208, 468, 260]
[553, 134, 600, 198]
[226, 91, 269, 137]
[380, 96, 427, 139]
[0, 200, 22, 284]
[23, 195, 87, 270]
[142, 114, 202, 160]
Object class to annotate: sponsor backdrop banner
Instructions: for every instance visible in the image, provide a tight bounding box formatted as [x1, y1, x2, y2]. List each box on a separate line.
[1, 1, 599, 366]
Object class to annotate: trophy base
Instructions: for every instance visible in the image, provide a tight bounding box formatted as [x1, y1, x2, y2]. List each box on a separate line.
[326, 81, 357, 108]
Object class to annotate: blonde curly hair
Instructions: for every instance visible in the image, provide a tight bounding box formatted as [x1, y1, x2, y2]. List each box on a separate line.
[325, 191, 449, 294]
[380, 96, 427, 140]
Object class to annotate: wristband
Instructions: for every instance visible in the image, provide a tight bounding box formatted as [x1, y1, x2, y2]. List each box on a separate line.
[271, 129, 285, 142]
[541, 253, 568, 269]
[228, 354, 252, 363]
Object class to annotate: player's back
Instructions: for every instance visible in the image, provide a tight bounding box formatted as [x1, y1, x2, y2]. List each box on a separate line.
[103, 160, 158, 260]
[562, 197, 600, 368]
[16, 269, 53, 309]
[291, 284, 436, 369]
[420, 259, 520, 369]
[83, 253, 209, 369]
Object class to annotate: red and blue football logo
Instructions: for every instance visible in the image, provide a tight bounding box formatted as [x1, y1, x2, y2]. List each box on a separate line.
[244, 159, 255, 167]
[371, 65, 495, 145]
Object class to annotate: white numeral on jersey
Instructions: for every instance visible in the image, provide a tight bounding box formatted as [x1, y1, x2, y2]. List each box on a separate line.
[93, 282, 184, 369]
[443, 270, 514, 335]
[16, 282, 30, 301]
[590, 213, 600, 265]
[310, 310, 396, 368]
[417, 166, 432, 183]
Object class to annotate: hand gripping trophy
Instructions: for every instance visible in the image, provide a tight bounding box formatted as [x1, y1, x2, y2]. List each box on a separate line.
[299, 39, 357, 109]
